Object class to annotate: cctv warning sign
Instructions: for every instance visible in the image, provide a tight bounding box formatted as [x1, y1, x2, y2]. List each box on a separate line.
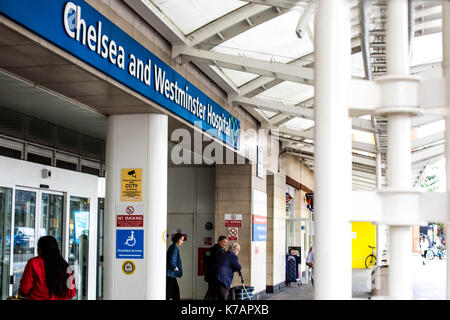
[121, 169, 143, 201]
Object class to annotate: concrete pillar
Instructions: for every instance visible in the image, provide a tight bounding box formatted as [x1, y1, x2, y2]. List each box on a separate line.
[104, 114, 168, 300]
[266, 171, 287, 293]
[314, 0, 352, 299]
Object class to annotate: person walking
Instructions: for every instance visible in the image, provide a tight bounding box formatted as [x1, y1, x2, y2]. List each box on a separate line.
[166, 232, 184, 300]
[19, 235, 76, 300]
[206, 242, 242, 300]
[204, 235, 228, 300]
[306, 246, 314, 288]
[419, 234, 429, 265]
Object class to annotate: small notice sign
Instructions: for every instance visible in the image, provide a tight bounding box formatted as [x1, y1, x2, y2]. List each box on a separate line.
[228, 227, 238, 241]
[117, 215, 144, 227]
[121, 169, 143, 201]
[224, 214, 242, 228]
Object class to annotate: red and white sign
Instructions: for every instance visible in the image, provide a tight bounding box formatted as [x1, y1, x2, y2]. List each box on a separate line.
[116, 204, 144, 216]
[117, 215, 144, 227]
[252, 215, 267, 225]
[225, 214, 242, 228]
[228, 227, 238, 241]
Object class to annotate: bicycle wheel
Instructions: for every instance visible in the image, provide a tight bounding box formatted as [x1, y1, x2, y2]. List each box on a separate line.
[365, 254, 377, 269]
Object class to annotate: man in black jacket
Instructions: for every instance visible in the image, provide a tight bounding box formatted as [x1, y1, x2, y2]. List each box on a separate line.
[204, 235, 228, 300]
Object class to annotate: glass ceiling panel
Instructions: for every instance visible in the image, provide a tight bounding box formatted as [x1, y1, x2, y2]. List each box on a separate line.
[352, 52, 365, 78]
[411, 33, 442, 67]
[150, 0, 247, 35]
[352, 129, 375, 144]
[282, 117, 314, 131]
[261, 110, 278, 118]
[414, 119, 445, 139]
[212, 67, 259, 88]
[212, 9, 314, 64]
[255, 81, 314, 105]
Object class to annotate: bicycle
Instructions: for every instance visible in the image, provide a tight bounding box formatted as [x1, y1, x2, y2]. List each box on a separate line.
[426, 246, 447, 260]
[365, 245, 377, 269]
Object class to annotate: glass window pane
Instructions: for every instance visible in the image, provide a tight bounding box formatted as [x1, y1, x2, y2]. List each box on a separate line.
[68, 196, 90, 300]
[40, 194, 64, 252]
[12, 190, 36, 295]
[0, 187, 12, 300]
[149, 0, 246, 35]
[213, 10, 313, 64]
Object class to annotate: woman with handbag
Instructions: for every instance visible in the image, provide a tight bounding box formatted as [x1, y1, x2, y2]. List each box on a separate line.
[19, 235, 76, 300]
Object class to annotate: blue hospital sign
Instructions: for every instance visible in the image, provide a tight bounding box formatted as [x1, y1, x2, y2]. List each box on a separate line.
[0, 0, 240, 149]
[116, 229, 144, 259]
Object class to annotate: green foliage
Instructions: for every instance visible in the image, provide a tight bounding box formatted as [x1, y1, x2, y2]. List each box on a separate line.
[420, 174, 439, 192]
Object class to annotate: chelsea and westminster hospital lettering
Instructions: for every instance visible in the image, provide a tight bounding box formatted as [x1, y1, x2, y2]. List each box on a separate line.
[63, 2, 233, 138]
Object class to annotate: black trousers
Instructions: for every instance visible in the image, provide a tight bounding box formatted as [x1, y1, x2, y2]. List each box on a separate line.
[204, 280, 228, 300]
[217, 282, 229, 300]
[204, 281, 216, 300]
[166, 276, 180, 300]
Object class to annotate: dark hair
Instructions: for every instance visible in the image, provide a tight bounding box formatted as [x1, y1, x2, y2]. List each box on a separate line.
[172, 233, 183, 244]
[218, 235, 227, 242]
[37, 236, 71, 298]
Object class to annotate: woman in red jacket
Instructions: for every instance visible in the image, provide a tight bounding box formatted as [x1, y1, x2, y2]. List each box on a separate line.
[19, 235, 76, 300]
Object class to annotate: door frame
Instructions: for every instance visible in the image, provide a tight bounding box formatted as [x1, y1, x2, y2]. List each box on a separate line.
[8, 186, 65, 296]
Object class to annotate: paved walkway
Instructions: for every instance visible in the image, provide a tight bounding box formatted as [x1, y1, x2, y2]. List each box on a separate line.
[264, 253, 447, 300]
[265, 268, 372, 300]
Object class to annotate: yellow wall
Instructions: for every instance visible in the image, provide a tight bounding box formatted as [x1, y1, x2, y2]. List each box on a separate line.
[352, 222, 376, 269]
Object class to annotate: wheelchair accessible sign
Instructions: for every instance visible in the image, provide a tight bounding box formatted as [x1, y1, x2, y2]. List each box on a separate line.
[116, 229, 144, 259]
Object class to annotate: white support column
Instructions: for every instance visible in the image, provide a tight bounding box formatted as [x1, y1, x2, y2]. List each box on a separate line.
[104, 114, 168, 300]
[145, 114, 168, 300]
[442, 0, 450, 300]
[385, 0, 413, 300]
[376, 152, 382, 270]
[314, 0, 352, 299]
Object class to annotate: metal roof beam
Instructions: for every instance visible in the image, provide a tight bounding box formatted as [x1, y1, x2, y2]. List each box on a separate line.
[411, 114, 444, 128]
[411, 143, 445, 165]
[238, 36, 361, 98]
[352, 141, 377, 154]
[230, 96, 314, 119]
[352, 154, 377, 167]
[172, 45, 314, 84]
[276, 126, 314, 140]
[412, 131, 444, 150]
[239, 0, 306, 9]
[186, 3, 292, 48]
[124, 0, 186, 44]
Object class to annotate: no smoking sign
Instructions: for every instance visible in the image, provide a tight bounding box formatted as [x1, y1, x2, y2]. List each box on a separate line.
[228, 227, 238, 241]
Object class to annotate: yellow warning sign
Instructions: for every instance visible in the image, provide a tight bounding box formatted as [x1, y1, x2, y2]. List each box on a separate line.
[121, 169, 142, 201]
